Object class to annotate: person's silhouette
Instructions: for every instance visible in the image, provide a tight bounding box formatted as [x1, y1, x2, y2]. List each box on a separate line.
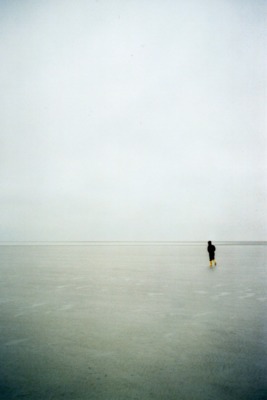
[207, 241, 216, 267]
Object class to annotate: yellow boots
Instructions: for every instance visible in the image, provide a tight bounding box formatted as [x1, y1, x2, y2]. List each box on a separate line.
[210, 260, 217, 267]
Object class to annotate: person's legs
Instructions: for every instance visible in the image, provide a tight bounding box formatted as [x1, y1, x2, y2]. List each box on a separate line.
[209, 255, 216, 267]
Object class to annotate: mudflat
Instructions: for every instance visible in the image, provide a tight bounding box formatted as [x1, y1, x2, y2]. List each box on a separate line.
[0, 244, 266, 400]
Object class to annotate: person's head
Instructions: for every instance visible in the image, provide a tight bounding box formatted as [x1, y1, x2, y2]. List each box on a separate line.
[208, 241, 211, 245]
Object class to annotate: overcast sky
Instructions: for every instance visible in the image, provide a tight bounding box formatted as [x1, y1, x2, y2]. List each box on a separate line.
[0, 0, 266, 242]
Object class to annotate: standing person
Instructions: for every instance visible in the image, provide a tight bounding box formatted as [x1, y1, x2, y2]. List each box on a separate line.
[207, 241, 216, 267]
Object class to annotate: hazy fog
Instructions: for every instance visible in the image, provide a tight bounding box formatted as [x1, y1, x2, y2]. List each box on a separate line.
[0, 0, 266, 241]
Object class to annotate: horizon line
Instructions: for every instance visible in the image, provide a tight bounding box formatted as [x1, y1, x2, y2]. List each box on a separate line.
[0, 240, 266, 245]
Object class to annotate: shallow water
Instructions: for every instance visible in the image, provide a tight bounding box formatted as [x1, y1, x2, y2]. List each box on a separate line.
[0, 244, 266, 399]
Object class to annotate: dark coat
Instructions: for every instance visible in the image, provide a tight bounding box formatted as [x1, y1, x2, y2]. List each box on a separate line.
[207, 243, 216, 260]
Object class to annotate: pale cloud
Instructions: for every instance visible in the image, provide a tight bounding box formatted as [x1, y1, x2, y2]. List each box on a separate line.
[0, 0, 266, 241]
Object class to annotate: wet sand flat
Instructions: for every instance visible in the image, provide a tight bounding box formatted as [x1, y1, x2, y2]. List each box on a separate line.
[0, 244, 266, 399]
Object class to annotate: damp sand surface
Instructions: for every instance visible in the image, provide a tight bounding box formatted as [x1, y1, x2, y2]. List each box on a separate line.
[0, 244, 266, 400]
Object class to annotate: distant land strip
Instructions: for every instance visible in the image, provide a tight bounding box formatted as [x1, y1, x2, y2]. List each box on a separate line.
[0, 241, 266, 246]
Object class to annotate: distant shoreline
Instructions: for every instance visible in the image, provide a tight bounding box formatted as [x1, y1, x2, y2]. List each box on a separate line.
[0, 241, 266, 246]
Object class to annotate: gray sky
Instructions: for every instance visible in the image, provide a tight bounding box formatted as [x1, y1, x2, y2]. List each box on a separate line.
[0, 0, 266, 241]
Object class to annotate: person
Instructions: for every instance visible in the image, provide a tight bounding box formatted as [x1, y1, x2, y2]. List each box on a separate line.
[207, 241, 216, 267]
